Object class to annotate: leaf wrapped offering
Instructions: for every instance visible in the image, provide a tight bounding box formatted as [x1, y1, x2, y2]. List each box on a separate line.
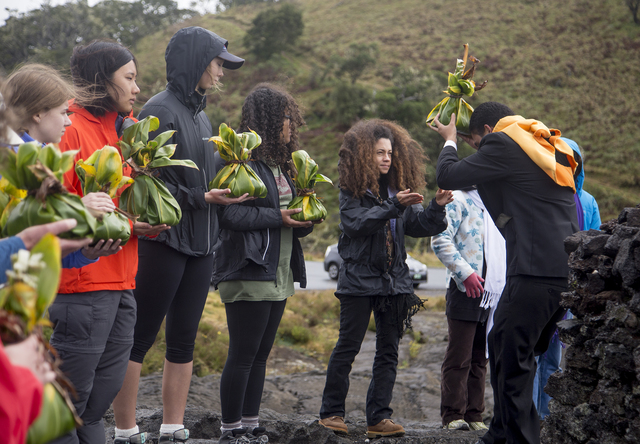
[75, 146, 133, 245]
[118, 116, 198, 226]
[287, 150, 333, 221]
[0, 177, 27, 229]
[426, 44, 488, 135]
[0, 143, 96, 238]
[0, 235, 83, 443]
[208, 123, 268, 198]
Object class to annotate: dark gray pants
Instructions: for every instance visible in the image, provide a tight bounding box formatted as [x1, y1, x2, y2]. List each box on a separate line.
[48, 289, 136, 444]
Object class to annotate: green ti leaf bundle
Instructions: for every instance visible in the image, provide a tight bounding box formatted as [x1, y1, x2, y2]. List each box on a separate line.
[0, 143, 97, 238]
[75, 146, 133, 245]
[287, 150, 333, 221]
[0, 235, 82, 443]
[118, 116, 198, 226]
[208, 123, 268, 198]
[426, 44, 488, 135]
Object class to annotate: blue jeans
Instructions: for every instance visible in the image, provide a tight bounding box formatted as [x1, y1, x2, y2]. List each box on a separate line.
[532, 336, 562, 419]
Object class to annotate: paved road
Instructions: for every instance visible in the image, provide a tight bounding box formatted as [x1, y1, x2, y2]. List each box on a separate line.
[296, 261, 448, 296]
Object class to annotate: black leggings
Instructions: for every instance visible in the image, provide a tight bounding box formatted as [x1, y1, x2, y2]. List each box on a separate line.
[220, 299, 287, 423]
[129, 239, 214, 364]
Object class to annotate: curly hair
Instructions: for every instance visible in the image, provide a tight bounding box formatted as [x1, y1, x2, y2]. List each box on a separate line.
[338, 119, 427, 198]
[238, 83, 304, 174]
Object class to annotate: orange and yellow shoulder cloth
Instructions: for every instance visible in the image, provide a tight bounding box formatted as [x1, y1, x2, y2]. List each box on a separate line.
[494, 116, 578, 192]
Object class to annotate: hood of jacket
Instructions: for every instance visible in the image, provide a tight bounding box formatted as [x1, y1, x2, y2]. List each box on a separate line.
[561, 137, 584, 195]
[165, 27, 228, 112]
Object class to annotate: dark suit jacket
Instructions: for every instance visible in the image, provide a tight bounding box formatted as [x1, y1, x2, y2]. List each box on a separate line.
[436, 132, 578, 278]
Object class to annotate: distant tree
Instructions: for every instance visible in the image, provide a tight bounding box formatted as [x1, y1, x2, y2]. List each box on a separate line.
[0, 0, 195, 72]
[330, 82, 372, 125]
[243, 4, 304, 60]
[0, 1, 97, 71]
[218, 0, 278, 10]
[627, 0, 640, 24]
[335, 43, 379, 84]
[93, 0, 195, 48]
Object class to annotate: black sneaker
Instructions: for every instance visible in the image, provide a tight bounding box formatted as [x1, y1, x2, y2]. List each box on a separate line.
[245, 427, 269, 443]
[113, 432, 147, 444]
[219, 428, 251, 444]
[158, 428, 189, 443]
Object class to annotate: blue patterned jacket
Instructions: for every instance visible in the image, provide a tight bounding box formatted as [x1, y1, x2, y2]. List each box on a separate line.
[431, 190, 484, 293]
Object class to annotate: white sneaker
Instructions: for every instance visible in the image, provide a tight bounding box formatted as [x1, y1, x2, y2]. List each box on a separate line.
[443, 419, 470, 430]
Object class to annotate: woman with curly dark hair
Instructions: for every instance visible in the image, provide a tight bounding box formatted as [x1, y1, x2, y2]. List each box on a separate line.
[319, 119, 452, 439]
[212, 84, 317, 444]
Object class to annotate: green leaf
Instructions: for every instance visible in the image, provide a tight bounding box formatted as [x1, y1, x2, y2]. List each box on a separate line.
[147, 157, 198, 169]
[16, 142, 41, 190]
[155, 144, 176, 159]
[29, 233, 61, 319]
[152, 130, 176, 150]
[314, 173, 333, 185]
[0, 147, 20, 187]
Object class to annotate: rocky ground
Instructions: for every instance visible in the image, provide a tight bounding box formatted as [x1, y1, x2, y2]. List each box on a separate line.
[103, 307, 492, 443]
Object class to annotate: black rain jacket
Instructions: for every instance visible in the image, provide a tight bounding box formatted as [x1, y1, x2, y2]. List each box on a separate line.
[336, 189, 447, 296]
[138, 27, 230, 256]
[211, 155, 313, 288]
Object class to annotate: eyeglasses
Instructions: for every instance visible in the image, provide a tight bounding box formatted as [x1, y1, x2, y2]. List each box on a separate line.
[284, 114, 291, 120]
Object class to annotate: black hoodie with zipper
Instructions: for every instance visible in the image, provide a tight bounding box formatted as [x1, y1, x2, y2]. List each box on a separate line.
[138, 27, 231, 256]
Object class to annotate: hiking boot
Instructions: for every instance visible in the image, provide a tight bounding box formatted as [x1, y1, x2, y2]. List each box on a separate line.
[319, 416, 348, 435]
[244, 427, 269, 443]
[158, 428, 189, 443]
[367, 419, 405, 438]
[468, 421, 489, 431]
[113, 432, 147, 444]
[443, 419, 470, 430]
[218, 428, 251, 444]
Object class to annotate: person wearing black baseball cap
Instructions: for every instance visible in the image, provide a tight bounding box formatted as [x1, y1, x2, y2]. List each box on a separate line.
[111, 26, 250, 444]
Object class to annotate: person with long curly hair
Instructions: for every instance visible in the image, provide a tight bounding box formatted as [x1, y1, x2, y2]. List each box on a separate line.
[212, 84, 316, 444]
[319, 119, 452, 439]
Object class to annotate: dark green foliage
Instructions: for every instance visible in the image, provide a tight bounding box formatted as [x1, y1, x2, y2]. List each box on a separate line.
[330, 82, 372, 125]
[218, 0, 278, 10]
[334, 43, 379, 84]
[0, 0, 195, 72]
[627, 0, 640, 24]
[243, 4, 304, 60]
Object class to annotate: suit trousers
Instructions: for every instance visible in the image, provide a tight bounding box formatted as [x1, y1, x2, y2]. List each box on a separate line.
[440, 317, 487, 425]
[320, 294, 401, 426]
[481, 275, 567, 444]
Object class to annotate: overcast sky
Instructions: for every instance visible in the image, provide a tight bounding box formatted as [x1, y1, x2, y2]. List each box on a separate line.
[0, 0, 216, 25]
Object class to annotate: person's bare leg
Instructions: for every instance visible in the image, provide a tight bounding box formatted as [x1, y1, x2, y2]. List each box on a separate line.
[162, 359, 193, 424]
[113, 361, 143, 430]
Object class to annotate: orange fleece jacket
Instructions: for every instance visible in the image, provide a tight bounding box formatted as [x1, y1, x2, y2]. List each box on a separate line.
[57, 104, 138, 293]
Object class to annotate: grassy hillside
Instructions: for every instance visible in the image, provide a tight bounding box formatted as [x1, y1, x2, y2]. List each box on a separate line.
[133, 0, 640, 254]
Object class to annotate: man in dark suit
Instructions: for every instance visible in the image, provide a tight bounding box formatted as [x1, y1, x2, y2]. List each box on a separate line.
[430, 102, 579, 444]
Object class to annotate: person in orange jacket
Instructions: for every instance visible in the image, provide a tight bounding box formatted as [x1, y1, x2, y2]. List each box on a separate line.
[49, 40, 169, 444]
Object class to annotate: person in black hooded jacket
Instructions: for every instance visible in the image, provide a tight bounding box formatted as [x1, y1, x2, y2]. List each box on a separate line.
[112, 27, 250, 443]
[318, 119, 452, 439]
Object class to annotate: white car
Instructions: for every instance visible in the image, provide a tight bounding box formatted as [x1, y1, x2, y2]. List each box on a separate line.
[323, 244, 428, 288]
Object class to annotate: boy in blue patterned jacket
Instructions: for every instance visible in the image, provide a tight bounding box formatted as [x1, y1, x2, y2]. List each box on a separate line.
[432, 188, 506, 431]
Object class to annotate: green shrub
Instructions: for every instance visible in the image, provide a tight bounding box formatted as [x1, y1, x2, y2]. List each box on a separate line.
[243, 4, 304, 60]
[330, 82, 372, 125]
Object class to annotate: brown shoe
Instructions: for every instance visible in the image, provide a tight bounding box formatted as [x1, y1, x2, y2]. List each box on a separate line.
[367, 419, 405, 438]
[319, 416, 348, 435]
